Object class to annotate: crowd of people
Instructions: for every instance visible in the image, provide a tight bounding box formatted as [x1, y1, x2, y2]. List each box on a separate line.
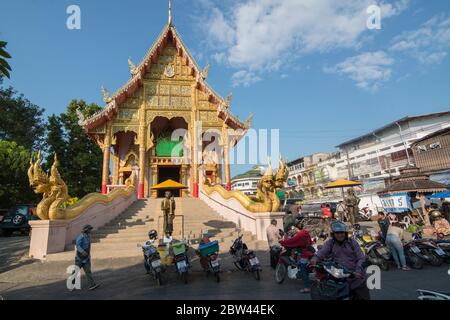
[267, 195, 450, 300]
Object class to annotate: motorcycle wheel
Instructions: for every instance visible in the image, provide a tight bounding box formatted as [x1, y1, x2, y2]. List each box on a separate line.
[426, 250, 443, 267]
[155, 272, 163, 286]
[310, 282, 325, 300]
[233, 261, 244, 271]
[253, 269, 261, 281]
[407, 253, 424, 269]
[181, 271, 189, 284]
[380, 259, 390, 271]
[275, 263, 286, 284]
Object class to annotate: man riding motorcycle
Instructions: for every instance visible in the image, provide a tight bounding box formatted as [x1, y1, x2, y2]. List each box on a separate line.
[143, 230, 158, 273]
[310, 221, 370, 300]
[279, 220, 315, 294]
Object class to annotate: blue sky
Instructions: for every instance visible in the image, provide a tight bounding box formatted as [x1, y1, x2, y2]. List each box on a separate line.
[1, 0, 450, 177]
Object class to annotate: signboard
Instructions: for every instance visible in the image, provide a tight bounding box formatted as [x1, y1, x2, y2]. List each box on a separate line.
[380, 192, 412, 213]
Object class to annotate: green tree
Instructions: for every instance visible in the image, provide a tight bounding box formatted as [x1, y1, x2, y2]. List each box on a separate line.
[45, 114, 66, 168]
[0, 140, 37, 209]
[0, 81, 46, 150]
[58, 100, 103, 198]
[0, 41, 12, 79]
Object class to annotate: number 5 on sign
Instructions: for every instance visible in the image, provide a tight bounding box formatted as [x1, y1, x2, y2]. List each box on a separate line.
[67, 265, 81, 290]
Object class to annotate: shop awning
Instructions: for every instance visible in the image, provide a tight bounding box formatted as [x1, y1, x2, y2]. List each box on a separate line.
[151, 179, 187, 190]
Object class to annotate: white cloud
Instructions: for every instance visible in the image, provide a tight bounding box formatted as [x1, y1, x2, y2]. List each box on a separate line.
[202, 0, 408, 86]
[324, 51, 394, 91]
[390, 14, 450, 64]
[231, 70, 262, 87]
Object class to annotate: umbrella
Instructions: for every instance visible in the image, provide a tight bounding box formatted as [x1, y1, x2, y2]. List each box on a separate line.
[429, 190, 450, 199]
[324, 179, 362, 200]
[324, 179, 362, 189]
[151, 179, 187, 190]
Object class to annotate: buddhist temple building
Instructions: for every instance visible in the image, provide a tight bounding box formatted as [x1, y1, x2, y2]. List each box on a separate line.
[77, 2, 251, 199]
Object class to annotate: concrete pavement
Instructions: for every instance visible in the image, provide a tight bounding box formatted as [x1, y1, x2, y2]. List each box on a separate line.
[1, 247, 449, 300]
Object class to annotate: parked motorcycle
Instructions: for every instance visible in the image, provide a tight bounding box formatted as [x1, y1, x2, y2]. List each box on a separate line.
[358, 206, 372, 221]
[138, 240, 164, 286]
[413, 232, 449, 264]
[404, 240, 426, 269]
[417, 289, 450, 300]
[310, 261, 355, 300]
[197, 233, 221, 282]
[171, 240, 190, 284]
[353, 225, 391, 271]
[230, 230, 262, 280]
[435, 239, 450, 263]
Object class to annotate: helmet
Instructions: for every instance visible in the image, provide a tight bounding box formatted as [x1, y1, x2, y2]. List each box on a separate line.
[430, 210, 442, 219]
[148, 230, 158, 240]
[331, 221, 347, 233]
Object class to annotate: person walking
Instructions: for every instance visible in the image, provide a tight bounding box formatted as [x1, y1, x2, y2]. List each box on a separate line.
[377, 212, 390, 244]
[336, 200, 346, 221]
[385, 222, 410, 271]
[266, 219, 282, 269]
[161, 191, 176, 238]
[74, 225, 99, 290]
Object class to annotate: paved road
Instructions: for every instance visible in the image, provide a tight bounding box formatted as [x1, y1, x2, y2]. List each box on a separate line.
[1, 249, 449, 300]
[0, 235, 31, 273]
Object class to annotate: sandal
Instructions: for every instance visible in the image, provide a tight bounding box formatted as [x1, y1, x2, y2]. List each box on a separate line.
[300, 288, 311, 294]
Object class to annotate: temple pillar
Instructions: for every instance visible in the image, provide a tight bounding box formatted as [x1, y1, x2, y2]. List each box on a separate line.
[138, 95, 147, 199]
[191, 84, 199, 198]
[101, 122, 112, 194]
[112, 153, 120, 186]
[222, 124, 231, 191]
[151, 164, 158, 198]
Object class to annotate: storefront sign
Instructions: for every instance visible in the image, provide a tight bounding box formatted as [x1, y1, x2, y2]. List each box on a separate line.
[380, 192, 412, 213]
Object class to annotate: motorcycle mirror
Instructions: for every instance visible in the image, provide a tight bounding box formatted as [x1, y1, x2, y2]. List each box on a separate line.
[137, 243, 142, 248]
[236, 228, 241, 233]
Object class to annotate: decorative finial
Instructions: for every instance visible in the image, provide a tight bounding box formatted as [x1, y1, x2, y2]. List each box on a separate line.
[168, 0, 172, 26]
[202, 63, 210, 79]
[225, 92, 232, 107]
[128, 57, 138, 76]
[102, 86, 112, 103]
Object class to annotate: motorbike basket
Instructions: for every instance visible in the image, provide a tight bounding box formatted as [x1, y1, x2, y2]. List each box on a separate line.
[319, 280, 349, 299]
[172, 242, 187, 256]
[199, 240, 219, 257]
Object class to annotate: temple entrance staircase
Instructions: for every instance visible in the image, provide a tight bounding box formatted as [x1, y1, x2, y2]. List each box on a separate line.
[46, 198, 268, 261]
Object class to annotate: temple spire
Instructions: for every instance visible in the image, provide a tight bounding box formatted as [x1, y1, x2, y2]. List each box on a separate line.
[168, 0, 172, 26]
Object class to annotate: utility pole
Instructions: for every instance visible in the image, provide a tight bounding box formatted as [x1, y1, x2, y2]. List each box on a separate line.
[396, 121, 412, 165]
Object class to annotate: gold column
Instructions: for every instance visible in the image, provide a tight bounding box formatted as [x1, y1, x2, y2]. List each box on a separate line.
[138, 88, 147, 199]
[112, 153, 120, 185]
[151, 164, 158, 198]
[101, 122, 112, 194]
[222, 124, 231, 191]
[191, 83, 199, 197]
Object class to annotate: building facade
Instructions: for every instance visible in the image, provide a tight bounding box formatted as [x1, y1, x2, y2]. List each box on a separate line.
[231, 166, 265, 196]
[287, 111, 450, 201]
[411, 127, 450, 185]
[77, 13, 251, 199]
[336, 111, 450, 193]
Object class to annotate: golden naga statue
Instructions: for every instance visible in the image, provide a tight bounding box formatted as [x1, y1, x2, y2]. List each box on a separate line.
[28, 151, 136, 221]
[203, 156, 289, 213]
